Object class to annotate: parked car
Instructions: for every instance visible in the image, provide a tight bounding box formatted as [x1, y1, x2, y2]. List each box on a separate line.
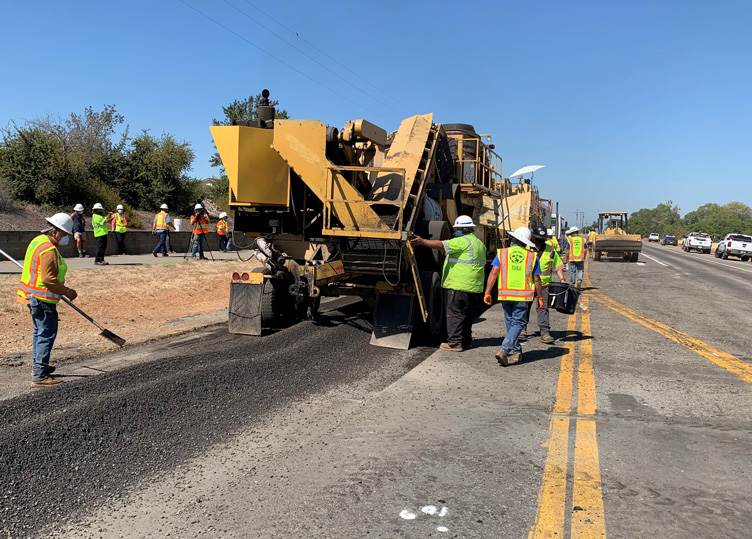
[715, 233, 752, 261]
[648, 233, 660, 242]
[661, 235, 678, 246]
[682, 232, 712, 253]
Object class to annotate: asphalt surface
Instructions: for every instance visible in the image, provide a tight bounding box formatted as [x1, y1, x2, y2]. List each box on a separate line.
[2, 241, 751, 538]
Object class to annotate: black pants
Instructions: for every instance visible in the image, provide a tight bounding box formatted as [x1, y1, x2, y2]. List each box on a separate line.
[445, 289, 479, 347]
[95, 235, 107, 262]
[115, 232, 126, 255]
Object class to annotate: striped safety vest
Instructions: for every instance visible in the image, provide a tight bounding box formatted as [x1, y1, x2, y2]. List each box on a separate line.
[154, 211, 169, 230]
[539, 239, 565, 286]
[17, 235, 68, 304]
[567, 236, 585, 262]
[497, 246, 536, 302]
[92, 213, 108, 237]
[191, 215, 209, 234]
[440, 233, 487, 293]
[216, 219, 228, 236]
[114, 213, 127, 233]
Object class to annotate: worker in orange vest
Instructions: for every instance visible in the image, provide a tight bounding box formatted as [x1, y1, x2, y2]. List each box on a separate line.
[216, 212, 230, 252]
[190, 204, 210, 260]
[152, 204, 175, 257]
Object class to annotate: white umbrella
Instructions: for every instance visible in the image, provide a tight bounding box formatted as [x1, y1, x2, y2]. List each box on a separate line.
[509, 165, 545, 178]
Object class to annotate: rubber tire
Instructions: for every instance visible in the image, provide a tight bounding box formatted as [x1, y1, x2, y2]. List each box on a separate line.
[427, 220, 451, 267]
[742, 256, 750, 262]
[722, 250, 729, 260]
[251, 267, 294, 321]
[594, 251, 601, 261]
[715, 248, 721, 258]
[418, 270, 444, 340]
[630, 252, 639, 262]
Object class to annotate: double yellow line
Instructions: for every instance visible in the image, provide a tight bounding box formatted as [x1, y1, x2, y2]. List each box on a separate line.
[529, 295, 607, 538]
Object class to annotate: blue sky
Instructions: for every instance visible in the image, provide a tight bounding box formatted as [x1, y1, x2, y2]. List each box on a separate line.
[1, 1, 750, 227]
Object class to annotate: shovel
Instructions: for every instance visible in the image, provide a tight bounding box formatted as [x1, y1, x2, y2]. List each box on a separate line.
[0, 248, 126, 347]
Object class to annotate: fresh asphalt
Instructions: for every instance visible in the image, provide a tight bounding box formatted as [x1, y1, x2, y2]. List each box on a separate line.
[1, 242, 750, 538]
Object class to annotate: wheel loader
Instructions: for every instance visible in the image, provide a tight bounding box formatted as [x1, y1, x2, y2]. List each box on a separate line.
[211, 90, 550, 349]
[590, 212, 642, 262]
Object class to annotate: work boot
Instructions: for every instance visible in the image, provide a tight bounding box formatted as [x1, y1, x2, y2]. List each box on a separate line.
[575, 280, 582, 289]
[512, 353, 523, 364]
[541, 334, 555, 344]
[518, 328, 528, 341]
[439, 342, 463, 352]
[495, 350, 508, 367]
[153, 252, 158, 257]
[31, 377, 64, 388]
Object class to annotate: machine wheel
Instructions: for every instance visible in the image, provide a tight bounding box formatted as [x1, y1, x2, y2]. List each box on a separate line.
[594, 251, 602, 261]
[252, 267, 294, 321]
[418, 270, 444, 339]
[427, 220, 451, 267]
[630, 252, 639, 262]
[742, 256, 750, 262]
[715, 248, 721, 258]
[722, 250, 729, 260]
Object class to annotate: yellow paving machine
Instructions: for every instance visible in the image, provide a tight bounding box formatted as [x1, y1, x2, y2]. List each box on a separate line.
[590, 211, 642, 262]
[211, 91, 549, 348]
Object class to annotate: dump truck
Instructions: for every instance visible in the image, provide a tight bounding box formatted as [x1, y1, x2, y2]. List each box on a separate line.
[590, 211, 642, 262]
[211, 91, 550, 349]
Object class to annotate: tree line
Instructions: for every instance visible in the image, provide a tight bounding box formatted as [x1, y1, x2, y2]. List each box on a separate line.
[627, 201, 752, 240]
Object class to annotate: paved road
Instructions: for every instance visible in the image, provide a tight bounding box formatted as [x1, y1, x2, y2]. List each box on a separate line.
[1, 247, 750, 538]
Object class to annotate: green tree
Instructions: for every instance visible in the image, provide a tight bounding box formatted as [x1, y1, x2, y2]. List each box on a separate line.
[628, 201, 683, 238]
[682, 202, 752, 239]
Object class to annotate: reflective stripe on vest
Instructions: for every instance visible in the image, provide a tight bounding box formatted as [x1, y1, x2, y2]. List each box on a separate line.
[155, 211, 169, 230]
[115, 213, 127, 233]
[497, 246, 535, 301]
[441, 233, 487, 293]
[539, 239, 565, 286]
[17, 235, 67, 303]
[192, 215, 209, 234]
[567, 236, 585, 262]
[217, 220, 228, 235]
[92, 214, 108, 237]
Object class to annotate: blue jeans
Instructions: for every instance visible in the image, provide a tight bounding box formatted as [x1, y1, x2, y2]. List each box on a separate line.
[501, 301, 529, 355]
[153, 230, 168, 255]
[218, 234, 228, 251]
[28, 297, 58, 381]
[570, 261, 584, 282]
[191, 234, 205, 258]
[115, 232, 126, 255]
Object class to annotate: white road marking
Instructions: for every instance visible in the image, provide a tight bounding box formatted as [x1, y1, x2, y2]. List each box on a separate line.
[437, 526, 449, 532]
[439, 507, 449, 517]
[399, 509, 417, 520]
[421, 505, 438, 515]
[645, 245, 752, 274]
[641, 253, 668, 267]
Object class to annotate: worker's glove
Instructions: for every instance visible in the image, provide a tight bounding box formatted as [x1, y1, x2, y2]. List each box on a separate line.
[483, 292, 493, 306]
[537, 296, 545, 310]
[65, 289, 78, 301]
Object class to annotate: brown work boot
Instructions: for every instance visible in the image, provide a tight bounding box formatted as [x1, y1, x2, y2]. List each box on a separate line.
[495, 350, 508, 367]
[31, 377, 64, 388]
[440, 342, 463, 352]
[518, 328, 528, 341]
[575, 280, 582, 289]
[513, 353, 523, 364]
[540, 334, 555, 344]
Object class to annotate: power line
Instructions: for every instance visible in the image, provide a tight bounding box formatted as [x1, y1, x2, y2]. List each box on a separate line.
[241, 0, 414, 116]
[177, 0, 391, 123]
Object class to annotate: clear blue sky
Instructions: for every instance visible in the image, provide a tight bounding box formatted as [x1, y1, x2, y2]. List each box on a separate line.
[2, 1, 751, 227]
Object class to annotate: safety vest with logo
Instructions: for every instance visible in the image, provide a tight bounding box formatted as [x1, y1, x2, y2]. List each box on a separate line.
[114, 213, 127, 233]
[440, 233, 487, 293]
[216, 219, 228, 236]
[191, 214, 210, 234]
[154, 211, 169, 231]
[92, 214, 108, 237]
[567, 236, 585, 262]
[497, 246, 536, 302]
[539, 239, 565, 286]
[17, 235, 68, 304]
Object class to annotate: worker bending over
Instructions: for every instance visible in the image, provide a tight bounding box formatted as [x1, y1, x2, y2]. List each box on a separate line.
[410, 215, 486, 352]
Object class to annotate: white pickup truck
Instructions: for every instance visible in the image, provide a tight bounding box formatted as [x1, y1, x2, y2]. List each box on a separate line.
[682, 232, 712, 254]
[715, 233, 752, 261]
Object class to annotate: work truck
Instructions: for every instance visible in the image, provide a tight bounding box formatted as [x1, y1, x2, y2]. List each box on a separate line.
[590, 212, 642, 262]
[682, 232, 712, 254]
[715, 233, 752, 260]
[211, 90, 550, 349]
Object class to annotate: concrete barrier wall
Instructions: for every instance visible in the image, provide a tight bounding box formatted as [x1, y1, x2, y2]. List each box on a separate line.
[0, 231, 229, 260]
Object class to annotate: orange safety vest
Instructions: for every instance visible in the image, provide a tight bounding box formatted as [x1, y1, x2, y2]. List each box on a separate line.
[191, 214, 209, 234]
[496, 246, 536, 302]
[17, 235, 68, 304]
[154, 211, 169, 230]
[216, 219, 228, 236]
[567, 236, 585, 262]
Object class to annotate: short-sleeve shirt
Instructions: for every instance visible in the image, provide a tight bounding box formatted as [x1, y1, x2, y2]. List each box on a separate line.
[153, 214, 172, 224]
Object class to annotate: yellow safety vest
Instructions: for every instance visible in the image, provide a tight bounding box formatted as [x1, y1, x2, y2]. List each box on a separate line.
[17, 235, 68, 304]
[567, 236, 585, 262]
[114, 213, 127, 233]
[92, 213, 108, 237]
[551, 236, 560, 252]
[155, 211, 169, 230]
[539, 239, 565, 286]
[441, 233, 487, 293]
[497, 246, 536, 302]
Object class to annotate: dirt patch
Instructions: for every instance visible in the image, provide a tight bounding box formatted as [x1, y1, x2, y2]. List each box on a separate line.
[1, 259, 260, 365]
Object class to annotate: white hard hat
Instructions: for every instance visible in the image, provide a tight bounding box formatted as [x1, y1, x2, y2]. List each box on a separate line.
[160, 203, 169, 210]
[507, 226, 536, 248]
[219, 212, 228, 219]
[567, 226, 579, 234]
[547, 228, 554, 236]
[194, 203, 203, 210]
[116, 204, 124, 211]
[92, 203, 104, 210]
[74, 204, 84, 212]
[45, 213, 74, 235]
[453, 215, 475, 228]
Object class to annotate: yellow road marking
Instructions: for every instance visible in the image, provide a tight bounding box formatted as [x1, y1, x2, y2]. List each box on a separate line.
[572, 419, 607, 538]
[577, 296, 596, 416]
[554, 314, 578, 414]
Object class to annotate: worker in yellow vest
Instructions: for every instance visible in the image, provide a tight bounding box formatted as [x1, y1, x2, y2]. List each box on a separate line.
[152, 203, 175, 257]
[410, 215, 487, 352]
[524, 226, 567, 344]
[565, 226, 586, 288]
[17, 213, 78, 387]
[92, 203, 114, 266]
[216, 212, 230, 252]
[483, 227, 544, 366]
[112, 204, 128, 255]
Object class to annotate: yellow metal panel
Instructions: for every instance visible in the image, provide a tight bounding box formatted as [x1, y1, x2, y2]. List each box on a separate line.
[210, 126, 290, 206]
[354, 119, 387, 145]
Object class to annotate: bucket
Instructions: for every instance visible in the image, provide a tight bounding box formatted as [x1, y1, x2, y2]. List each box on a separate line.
[173, 218, 182, 232]
[547, 282, 580, 315]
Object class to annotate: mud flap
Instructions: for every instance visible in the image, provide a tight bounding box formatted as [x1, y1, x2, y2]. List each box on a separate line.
[370, 292, 415, 349]
[228, 281, 263, 335]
